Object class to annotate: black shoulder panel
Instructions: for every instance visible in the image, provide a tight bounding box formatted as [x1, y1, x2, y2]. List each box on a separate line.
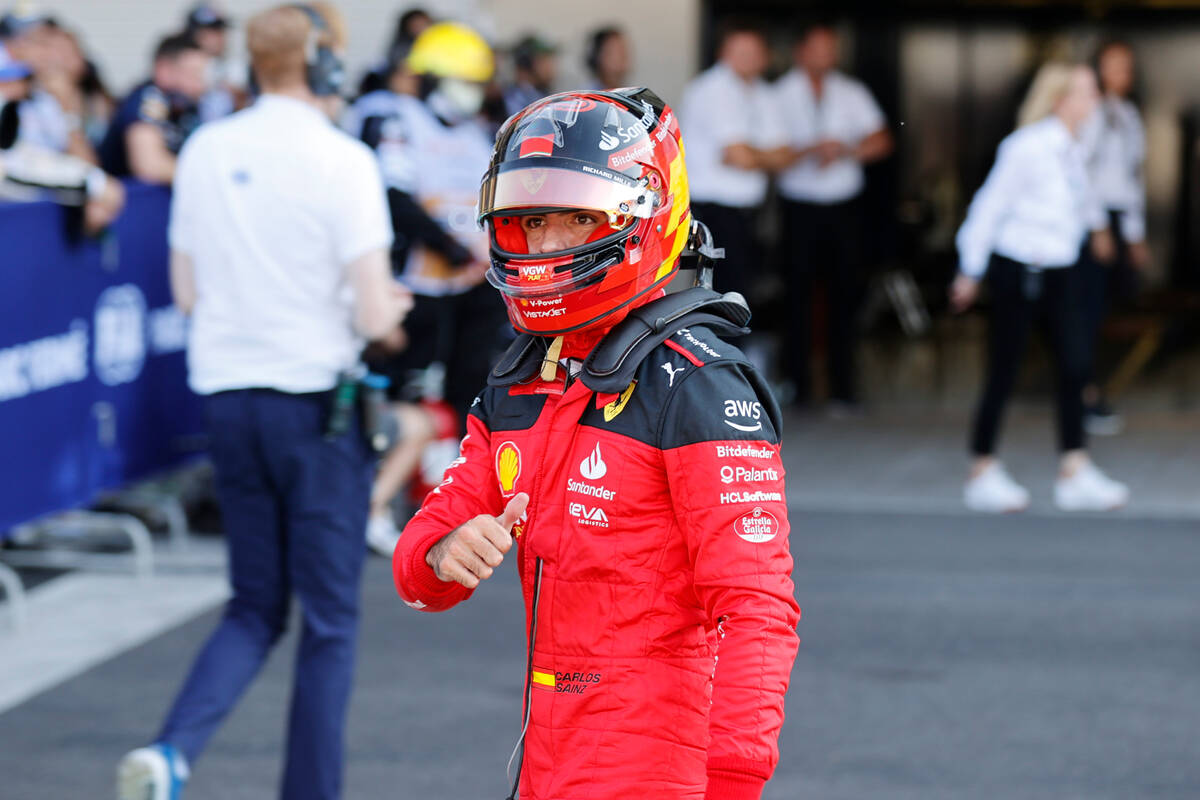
[469, 384, 547, 432]
[577, 324, 780, 448]
[658, 358, 783, 449]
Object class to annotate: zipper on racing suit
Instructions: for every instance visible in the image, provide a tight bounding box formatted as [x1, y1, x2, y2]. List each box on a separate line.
[506, 556, 544, 800]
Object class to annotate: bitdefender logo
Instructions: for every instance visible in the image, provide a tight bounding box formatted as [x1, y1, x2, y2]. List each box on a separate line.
[579, 443, 607, 480]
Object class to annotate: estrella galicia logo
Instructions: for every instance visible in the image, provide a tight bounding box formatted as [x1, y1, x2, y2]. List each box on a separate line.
[93, 284, 147, 386]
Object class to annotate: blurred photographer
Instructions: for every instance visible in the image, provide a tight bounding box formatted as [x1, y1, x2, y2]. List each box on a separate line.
[116, 5, 409, 800]
[98, 31, 209, 183]
[1, 44, 124, 235]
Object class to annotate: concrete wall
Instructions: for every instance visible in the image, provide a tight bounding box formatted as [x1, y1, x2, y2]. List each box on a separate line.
[43, 0, 699, 106]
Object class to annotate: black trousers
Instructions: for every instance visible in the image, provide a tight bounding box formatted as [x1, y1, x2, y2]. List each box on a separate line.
[780, 197, 865, 404]
[690, 201, 760, 299]
[367, 282, 512, 431]
[970, 255, 1089, 456]
[1078, 208, 1141, 388]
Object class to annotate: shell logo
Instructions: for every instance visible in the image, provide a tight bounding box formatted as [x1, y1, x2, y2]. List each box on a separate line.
[496, 441, 522, 496]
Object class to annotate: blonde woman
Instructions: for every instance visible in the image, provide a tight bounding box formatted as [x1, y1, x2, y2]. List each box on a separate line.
[951, 63, 1129, 513]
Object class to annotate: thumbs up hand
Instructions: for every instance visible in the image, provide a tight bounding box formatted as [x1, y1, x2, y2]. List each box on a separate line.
[425, 493, 529, 589]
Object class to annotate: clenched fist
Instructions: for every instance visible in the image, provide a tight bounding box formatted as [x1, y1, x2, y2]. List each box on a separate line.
[425, 493, 529, 589]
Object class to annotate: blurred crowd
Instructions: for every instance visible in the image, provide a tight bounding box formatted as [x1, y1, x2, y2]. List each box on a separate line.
[0, 2, 1164, 525]
[0, 1, 644, 553]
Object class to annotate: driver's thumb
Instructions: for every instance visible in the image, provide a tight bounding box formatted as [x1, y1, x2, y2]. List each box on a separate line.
[496, 492, 529, 531]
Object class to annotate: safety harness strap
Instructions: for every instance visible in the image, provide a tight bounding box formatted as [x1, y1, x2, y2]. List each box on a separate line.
[488, 288, 751, 391]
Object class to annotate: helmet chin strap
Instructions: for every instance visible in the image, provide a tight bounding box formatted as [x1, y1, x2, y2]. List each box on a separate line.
[540, 335, 564, 381]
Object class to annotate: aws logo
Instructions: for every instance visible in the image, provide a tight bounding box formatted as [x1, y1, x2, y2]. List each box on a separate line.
[495, 441, 522, 497]
[723, 399, 763, 433]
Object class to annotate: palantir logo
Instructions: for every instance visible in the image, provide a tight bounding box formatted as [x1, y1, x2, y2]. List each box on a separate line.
[93, 284, 146, 386]
[579, 443, 607, 480]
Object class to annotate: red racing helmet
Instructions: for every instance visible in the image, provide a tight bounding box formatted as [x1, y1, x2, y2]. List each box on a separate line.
[478, 87, 692, 335]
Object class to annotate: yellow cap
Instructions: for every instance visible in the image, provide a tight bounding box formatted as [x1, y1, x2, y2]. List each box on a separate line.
[406, 21, 494, 83]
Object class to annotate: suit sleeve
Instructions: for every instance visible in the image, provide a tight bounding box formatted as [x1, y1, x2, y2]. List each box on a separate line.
[659, 361, 801, 800]
[392, 401, 503, 612]
[955, 133, 1030, 279]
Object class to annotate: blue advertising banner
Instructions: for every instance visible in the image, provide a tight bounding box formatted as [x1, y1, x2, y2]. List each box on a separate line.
[0, 184, 205, 535]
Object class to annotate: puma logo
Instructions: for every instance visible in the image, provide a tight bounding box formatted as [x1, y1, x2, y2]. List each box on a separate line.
[661, 362, 685, 387]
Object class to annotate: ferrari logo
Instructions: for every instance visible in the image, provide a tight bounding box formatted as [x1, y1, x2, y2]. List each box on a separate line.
[519, 168, 549, 194]
[496, 441, 522, 496]
[603, 380, 637, 422]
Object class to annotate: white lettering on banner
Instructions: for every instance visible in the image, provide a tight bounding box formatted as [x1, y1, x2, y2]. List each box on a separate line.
[569, 502, 610, 528]
[93, 284, 146, 387]
[734, 507, 779, 543]
[147, 306, 188, 354]
[719, 490, 782, 504]
[715, 444, 774, 460]
[0, 321, 89, 401]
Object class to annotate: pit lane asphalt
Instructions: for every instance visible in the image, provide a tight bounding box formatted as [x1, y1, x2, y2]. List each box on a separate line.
[2, 506, 1198, 800]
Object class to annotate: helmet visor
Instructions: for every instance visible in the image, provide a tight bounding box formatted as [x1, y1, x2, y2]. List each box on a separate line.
[479, 157, 658, 224]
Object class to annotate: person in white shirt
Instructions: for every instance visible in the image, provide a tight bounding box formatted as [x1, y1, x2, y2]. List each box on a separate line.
[116, 6, 412, 800]
[679, 20, 788, 299]
[773, 21, 893, 408]
[951, 62, 1129, 514]
[1079, 40, 1150, 434]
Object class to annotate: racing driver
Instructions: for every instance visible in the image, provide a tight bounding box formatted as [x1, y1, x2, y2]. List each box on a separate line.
[393, 87, 800, 800]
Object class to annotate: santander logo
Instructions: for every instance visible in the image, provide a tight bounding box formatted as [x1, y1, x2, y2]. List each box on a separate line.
[579, 443, 607, 480]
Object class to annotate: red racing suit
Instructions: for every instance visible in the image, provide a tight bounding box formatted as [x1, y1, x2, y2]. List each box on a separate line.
[393, 320, 800, 800]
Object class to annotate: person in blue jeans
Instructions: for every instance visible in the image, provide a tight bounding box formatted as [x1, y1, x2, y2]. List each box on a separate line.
[116, 5, 412, 799]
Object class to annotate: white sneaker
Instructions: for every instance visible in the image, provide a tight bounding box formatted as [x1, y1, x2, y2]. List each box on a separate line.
[964, 462, 1030, 513]
[366, 513, 401, 557]
[117, 743, 189, 800]
[1055, 463, 1130, 511]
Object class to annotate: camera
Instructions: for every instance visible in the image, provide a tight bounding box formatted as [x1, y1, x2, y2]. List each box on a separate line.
[0, 99, 19, 150]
